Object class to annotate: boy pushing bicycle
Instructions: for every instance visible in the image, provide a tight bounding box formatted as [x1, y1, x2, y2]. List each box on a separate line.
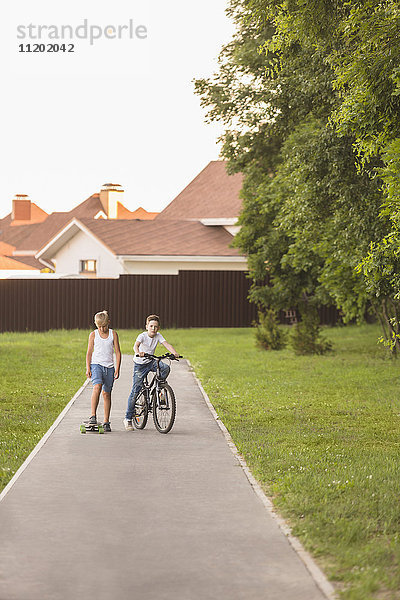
[124, 314, 179, 431]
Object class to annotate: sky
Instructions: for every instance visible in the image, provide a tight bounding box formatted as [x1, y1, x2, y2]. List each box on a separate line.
[0, 0, 236, 219]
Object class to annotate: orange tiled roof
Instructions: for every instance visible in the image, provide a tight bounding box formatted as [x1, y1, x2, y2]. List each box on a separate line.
[0, 222, 44, 248]
[11, 255, 48, 269]
[8, 213, 73, 253]
[2, 163, 241, 260]
[0, 241, 16, 255]
[68, 193, 103, 218]
[0, 255, 37, 270]
[0, 193, 159, 252]
[68, 194, 158, 220]
[118, 205, 158, 220]
[76, 218, 242, 257]
[157, 161, 243, 221]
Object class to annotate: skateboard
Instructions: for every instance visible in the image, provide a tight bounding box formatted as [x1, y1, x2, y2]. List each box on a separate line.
[80, 420, 104, 434]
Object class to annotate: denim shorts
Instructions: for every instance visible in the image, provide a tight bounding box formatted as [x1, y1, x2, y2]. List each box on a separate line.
[91, 364, 115, 393]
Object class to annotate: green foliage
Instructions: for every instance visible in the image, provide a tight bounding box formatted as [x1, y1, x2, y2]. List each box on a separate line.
[239, 118, 387, 320]
[242, 0, 400, 352]
[357, 235, 400, 354]
[289, 303, 333, 355]
[195, 0, 398, 354]
[245, 0, 400, 212]
[254, 309, 287, 350]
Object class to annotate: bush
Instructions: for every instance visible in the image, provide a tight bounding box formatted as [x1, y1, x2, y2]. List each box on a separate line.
[290, 305, 332, 355]
[254, 309, 287, 350]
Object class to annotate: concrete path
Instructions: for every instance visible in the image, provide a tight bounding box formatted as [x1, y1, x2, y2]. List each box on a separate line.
[0, 356, 334, 600]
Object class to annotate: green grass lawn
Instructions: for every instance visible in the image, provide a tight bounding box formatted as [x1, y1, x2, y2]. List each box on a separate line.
[1, 324, 399, 598]
[0, 330, 88, 490]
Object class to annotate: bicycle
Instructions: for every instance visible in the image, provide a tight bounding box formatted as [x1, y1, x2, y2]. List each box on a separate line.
[133, 352, 182, 434]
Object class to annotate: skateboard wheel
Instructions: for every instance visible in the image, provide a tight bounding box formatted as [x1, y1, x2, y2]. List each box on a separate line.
[80, 425, 86, 434]
[98, 426, 104, 434]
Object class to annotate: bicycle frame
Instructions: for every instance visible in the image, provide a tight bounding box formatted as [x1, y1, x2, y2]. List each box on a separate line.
[141, 357, 168, 409]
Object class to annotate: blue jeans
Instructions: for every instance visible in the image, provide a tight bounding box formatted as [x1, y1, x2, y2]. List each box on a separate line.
[125, 360, 170, 420]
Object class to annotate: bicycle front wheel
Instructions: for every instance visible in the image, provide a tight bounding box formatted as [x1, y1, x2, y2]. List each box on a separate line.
[153, 385, 176, 433]
[133, 390, 148, 429]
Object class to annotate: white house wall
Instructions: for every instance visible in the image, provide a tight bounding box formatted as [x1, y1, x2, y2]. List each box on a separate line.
[52, 230, 122, 277]
[48, 229, 248, 277]
[122, 259, 248, 275]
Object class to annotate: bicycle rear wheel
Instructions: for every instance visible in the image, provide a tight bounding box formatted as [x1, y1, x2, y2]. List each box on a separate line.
[133, 390, 148, 429]
[153, 384, 176, 433]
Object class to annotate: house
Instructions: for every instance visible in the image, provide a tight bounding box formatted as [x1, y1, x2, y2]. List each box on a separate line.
[0, 183, 157, 276]
[34, 161, 247, 277]
[0, 161, 246, 277]
[36, 217, 246, 276]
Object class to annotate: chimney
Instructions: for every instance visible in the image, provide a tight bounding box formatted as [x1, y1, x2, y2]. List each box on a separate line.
[12, 194, 31, 221]
[99, 183, 124, 219]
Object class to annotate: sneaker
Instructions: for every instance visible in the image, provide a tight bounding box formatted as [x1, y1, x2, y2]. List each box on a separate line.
[87, 415, 97, 425]
[123, 418, 133, 431]
[103, 422, 111, 432]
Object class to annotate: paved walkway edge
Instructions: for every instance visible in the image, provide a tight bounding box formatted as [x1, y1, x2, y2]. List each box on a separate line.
[187, 360, 337, 600]
[0, 378, 90, 503]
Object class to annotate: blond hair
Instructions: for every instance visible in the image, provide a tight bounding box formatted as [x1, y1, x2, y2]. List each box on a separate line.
[94, 310, 110, 327]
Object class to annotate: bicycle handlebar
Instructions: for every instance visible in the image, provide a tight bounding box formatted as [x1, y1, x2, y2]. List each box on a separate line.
[135, 352, 183, 361]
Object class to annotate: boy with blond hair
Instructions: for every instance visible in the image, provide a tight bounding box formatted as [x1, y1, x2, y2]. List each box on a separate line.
[86, 310, 121, 432]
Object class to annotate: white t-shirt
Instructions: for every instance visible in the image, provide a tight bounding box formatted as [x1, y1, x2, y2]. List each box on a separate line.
[134, 331, 166, 364]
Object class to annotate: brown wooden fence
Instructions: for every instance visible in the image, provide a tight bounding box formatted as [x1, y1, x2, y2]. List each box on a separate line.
[0, 271, 340, 332]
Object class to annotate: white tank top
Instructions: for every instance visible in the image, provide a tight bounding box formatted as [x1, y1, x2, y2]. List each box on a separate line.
[91, 329, 114, 368]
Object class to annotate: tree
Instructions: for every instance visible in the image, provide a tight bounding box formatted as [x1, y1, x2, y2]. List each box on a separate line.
[195, 0, 390, 350]
[242, 0, 400, 350]
[244, 0, 400, 177]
